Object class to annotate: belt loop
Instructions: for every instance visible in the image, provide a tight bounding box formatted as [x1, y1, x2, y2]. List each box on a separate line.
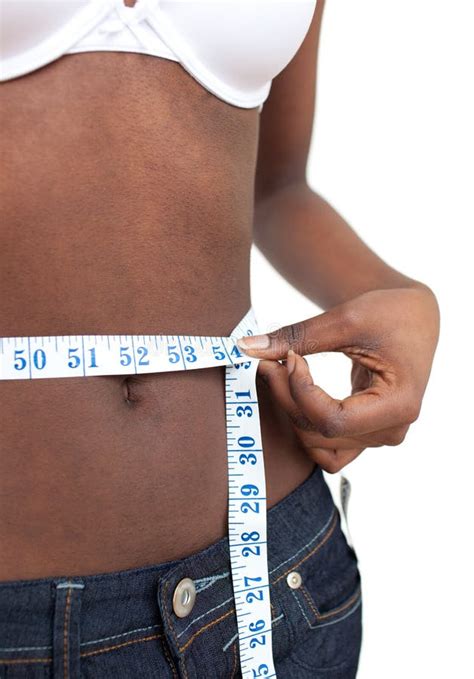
[53, 580, 84, 679]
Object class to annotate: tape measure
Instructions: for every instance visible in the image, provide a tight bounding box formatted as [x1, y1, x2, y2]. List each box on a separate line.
[0, 307, 277, 678]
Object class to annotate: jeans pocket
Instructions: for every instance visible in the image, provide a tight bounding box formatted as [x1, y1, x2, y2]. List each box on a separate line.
[271, 508, 363, 674]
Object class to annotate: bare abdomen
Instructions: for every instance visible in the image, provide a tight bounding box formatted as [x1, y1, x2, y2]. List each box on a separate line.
[0, 51, 315, 581]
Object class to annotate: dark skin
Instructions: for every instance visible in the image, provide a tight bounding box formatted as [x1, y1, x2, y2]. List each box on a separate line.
[0, 1, 439, 581]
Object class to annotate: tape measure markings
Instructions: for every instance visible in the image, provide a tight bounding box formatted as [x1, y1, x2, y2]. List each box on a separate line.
[225, 307, 276, 677]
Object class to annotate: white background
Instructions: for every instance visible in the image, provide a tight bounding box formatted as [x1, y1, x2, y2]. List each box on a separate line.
[251, 2, 473, 677]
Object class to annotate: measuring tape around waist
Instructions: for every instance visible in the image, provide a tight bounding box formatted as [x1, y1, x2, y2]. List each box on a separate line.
[0, 306, 277, 677]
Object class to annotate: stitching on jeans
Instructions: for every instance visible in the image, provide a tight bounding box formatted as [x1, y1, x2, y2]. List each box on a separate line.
[176, 595, 234, 639]
[161, 637, 179, 679]
[63, 586, 72, 679]
[0, 624, 164, 656]
[79, 633, 162, 658]
[291, 587, 362, 630]
[194, 572, 230, 593]
[180, 607, 235, 653]
[317, 587, 362, 621]
[269, 507, 337, 576]
[300, 584, 320, 621]
[230, 641, 238, 678]
[80, 624, 161, 647]
[291, 589, 313, 627]
[0, 644, 52, 652]
[311, 597, 362, 630]
[178, 654, 190, 678]
[0, 631, 170, 664]
[271, 512, 338, 585]
[222, 633, 238, 654]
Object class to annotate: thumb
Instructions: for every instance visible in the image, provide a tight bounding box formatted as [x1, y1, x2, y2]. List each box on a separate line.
[237, 305, 357, 359]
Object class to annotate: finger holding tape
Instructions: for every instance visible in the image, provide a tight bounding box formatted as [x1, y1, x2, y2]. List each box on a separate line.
[236, 306, 356, 360]
[257, 355, 380, 451]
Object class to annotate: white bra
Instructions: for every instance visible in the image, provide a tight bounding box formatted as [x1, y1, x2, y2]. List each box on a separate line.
[0, 0, 317, 110]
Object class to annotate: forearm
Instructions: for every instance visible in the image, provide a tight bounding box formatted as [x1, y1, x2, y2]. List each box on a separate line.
[253, 181, 427, 310]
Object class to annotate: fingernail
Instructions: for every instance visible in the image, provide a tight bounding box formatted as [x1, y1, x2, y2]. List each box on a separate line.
[237, 334, 270, 351]
[286, 349, 296, 375]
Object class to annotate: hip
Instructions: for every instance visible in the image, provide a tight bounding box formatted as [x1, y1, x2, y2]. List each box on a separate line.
[0, 464, 363, 678]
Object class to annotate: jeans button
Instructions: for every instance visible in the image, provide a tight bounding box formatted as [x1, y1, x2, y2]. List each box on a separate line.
[286, 571, 302, 589]
[172, 578, 197, 618]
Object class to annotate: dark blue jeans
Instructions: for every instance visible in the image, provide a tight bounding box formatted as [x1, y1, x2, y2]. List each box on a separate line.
[0, 465, 362, 678]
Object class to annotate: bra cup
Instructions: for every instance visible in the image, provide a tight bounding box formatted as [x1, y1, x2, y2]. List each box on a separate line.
[0, 0, 317, 109]
[160, 0, 317, 91]
[144, 0, 316, 107]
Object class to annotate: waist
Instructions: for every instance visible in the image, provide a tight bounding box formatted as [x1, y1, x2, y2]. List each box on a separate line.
[0, 302, 316, 580]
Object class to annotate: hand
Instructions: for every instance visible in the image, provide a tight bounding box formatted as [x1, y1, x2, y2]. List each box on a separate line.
[237, 286, 440, 473]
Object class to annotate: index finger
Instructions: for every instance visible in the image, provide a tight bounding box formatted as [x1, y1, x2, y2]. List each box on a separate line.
[237, 306, 357, 359]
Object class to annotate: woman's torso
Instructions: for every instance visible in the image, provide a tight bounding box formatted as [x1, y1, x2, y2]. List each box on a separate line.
[0, 34, 315, 582]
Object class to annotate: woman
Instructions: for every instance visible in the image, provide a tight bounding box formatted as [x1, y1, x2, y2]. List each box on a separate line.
[0, 0, 439, 677]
